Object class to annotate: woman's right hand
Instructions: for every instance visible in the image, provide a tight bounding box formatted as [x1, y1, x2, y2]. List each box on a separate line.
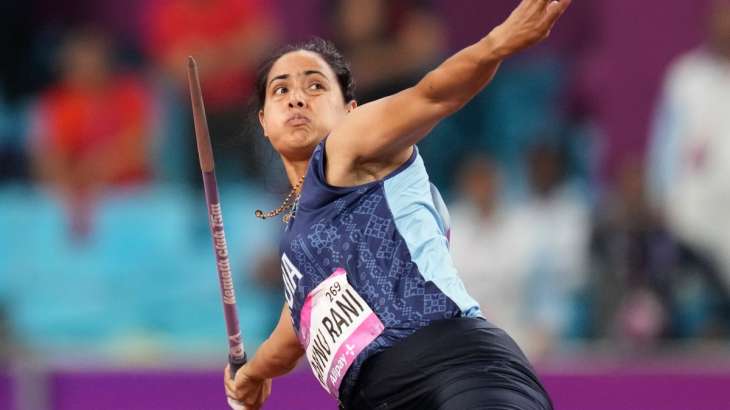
[224, 364, 272, 410]
[488, 0, 572, 59]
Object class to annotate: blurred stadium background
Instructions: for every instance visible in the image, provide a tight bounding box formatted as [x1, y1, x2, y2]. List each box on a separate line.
[1, 0, 730, 409]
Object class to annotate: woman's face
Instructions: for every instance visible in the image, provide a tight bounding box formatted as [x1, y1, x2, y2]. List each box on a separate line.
[259, 50, 355, 161]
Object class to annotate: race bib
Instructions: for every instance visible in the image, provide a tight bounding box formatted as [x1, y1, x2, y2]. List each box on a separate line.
[299, 268, 384, 398]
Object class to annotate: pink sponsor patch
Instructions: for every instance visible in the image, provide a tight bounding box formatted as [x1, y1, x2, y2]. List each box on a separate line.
[299, 268, 384, 398]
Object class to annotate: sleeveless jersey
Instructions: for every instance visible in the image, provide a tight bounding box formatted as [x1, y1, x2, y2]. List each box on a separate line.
[279, 140, 481, 400]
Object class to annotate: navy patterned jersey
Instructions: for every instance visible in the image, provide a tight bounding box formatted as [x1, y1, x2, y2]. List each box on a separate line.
[280, 140, 481, 400]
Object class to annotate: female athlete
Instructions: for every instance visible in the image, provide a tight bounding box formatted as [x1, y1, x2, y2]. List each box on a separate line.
[224, 1, 571, 409]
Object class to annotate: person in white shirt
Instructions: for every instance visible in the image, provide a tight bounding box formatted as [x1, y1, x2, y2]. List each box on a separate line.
[647, 0, 730, 287]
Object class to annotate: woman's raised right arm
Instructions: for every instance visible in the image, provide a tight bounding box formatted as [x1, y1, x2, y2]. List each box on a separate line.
[326, 0, 571, 185]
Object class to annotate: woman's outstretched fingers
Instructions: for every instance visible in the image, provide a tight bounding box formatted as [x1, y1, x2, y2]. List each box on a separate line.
[544, 0, 572, 28]
[489, 0, 571, 58]
[530, 0, 552, 12]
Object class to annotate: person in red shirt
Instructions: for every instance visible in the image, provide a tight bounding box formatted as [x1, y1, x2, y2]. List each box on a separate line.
[142, 0, 280, 179]
[143, 0, 278, 109]
[29, 29, 154, 240]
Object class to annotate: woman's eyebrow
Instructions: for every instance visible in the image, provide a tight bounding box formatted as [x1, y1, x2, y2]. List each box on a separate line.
[303, 70, 327, 79]
[268, 74, 289, 87]
[268, 70, 326, 88]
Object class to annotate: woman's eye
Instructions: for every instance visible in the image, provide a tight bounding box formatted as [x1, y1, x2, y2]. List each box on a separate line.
[273, 86, 287, 95]
[309, 83, 323, 91]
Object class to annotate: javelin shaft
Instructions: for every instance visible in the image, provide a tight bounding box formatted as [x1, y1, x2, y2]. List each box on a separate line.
[187, 56, 247, 376]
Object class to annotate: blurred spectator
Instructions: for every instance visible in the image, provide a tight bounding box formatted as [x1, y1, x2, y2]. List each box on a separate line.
[592, 159, 730, 345]
[449, 154, 535, 354]
[141, 0, 280, 180]
[326, 0, 446, 103]
[647, 0, 730, 287]
[512, 141, 590, 355]
[28, 29, 155, 241]
[451, 143, 590, 360]
[590, 159, 669, 344]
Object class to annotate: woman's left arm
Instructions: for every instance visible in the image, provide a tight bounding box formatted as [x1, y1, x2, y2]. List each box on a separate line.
[327, 0, 571, 182]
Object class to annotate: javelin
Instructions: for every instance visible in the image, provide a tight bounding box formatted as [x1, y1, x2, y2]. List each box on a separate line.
[186, 56, 247, 382]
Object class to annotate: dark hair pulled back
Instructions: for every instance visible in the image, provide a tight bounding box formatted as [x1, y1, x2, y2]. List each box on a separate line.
[254, 37, 355, 111]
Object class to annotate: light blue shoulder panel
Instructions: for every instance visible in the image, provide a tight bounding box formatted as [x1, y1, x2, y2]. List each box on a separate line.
[383, 150, 481, 317]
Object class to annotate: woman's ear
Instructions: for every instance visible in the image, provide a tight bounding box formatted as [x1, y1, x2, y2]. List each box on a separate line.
[346, 100, 358, 113]
[258, 109, 269, 138]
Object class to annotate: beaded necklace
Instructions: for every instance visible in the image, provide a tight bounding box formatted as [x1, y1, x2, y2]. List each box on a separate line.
[255, 174, 305, 223]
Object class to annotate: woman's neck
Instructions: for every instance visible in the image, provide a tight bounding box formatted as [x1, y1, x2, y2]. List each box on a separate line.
[282, 158, 309, 187]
